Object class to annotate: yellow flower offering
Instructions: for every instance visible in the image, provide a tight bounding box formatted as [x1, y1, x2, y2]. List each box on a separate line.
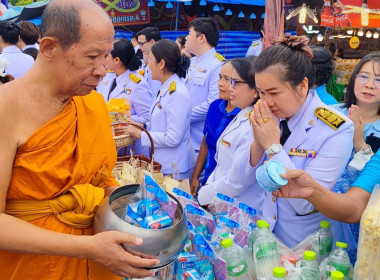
[106, 98, 131, 124]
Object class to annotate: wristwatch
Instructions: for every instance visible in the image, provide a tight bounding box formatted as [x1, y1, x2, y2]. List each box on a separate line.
[265, 143, 282, 156]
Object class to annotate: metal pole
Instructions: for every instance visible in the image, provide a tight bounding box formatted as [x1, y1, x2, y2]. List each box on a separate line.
[175, 1, 180, 31]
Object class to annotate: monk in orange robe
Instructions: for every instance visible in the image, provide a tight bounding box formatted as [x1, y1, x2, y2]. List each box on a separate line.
[0, 0, 158, 279]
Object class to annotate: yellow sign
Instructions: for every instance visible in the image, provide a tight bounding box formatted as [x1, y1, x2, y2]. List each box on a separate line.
[349, 36, 360, 49]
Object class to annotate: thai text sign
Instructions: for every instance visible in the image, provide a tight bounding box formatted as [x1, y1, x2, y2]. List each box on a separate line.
[93, 0, 150, 26]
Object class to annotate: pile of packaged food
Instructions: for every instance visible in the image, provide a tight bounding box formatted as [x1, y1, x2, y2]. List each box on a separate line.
[154, 189, 355, 280]
[334, 58, 360, 85]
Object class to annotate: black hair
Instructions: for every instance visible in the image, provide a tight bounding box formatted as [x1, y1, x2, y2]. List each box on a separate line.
[231, 57, 256, 89]
[310, 45, 334, 87]
[188, 17, 219, 48]
[344, 52, 380, 115]
[19, 21, 39, 45]
[40, 3, 81, 50]
[254, 42, 314, 92]
[0, 20, 21, 45]
[23, 47, 39, 61]
[137, 27, 161, 42]
[131, 32, 138, 40]
[151, 39, 190, 78]
[111, 39, 141, 71]
[0, 74, 14, 84]
[176, 36, 186, 48]
[231, 57, 258, 105]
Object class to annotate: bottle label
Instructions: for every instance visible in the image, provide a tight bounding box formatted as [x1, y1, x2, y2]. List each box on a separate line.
[227, 263, 247, 276]
[325, 263, 350, 276]
[232, 264, 245, 273]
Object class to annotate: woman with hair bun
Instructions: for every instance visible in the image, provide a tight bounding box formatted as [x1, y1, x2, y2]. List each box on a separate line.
[244, 34, 354, 247]
[125, 39, 196, 179]
[0, 20, 34, 78]
[97, 38, 153, 124]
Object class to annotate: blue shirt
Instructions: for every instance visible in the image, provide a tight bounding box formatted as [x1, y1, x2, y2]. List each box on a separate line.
[314, 85, 337, 105]
[202, 99, 240, 184]
[353, 149, 380, 194]
[331, 104, 380, 193]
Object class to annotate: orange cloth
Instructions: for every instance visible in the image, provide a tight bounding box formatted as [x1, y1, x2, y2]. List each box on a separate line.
[0, 91, 122, 280]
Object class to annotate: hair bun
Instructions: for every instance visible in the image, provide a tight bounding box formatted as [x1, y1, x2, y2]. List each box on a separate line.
[7, 22, 20, 31]
[275, 33, 313, 59]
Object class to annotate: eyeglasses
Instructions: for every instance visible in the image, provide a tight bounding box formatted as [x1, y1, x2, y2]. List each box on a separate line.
[356, 73, 380, 89]
[230, 78, 248, 89]
[138, 41, 148, 46]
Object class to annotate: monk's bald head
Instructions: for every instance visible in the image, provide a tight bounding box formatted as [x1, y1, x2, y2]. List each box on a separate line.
[40, 0, 112, 50]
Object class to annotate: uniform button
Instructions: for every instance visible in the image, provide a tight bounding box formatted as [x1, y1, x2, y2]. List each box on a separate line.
[189, 77, 192, 81]
[272, 197, 276, 203]
[273, 215, 277, 220]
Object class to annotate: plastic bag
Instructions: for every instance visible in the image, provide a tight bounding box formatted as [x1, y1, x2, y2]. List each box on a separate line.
[354, 184, 380, 279]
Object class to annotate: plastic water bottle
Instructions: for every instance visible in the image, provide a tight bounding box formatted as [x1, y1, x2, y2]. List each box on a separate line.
[327, 270, 345, 280]
[300, 250, 321, 280]
[221, 238, 249, 279]
[317, 221, 333, 258]
[252, 221, 280, 279]
[270, 267, 286, 280]
[248, 220, 267, 254]
[325, 242, 351, 278]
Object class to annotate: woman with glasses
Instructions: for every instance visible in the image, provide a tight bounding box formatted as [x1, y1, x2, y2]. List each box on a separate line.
[190, 59, 240, 196]
[329, 52, 380, 259]
[245, 35, 354, 248]
[197, 57, 261, 206]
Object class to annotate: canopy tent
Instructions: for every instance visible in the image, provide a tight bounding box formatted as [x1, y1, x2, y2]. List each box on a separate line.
[155, 0, 265, 5]
[0, 0, 50, 21]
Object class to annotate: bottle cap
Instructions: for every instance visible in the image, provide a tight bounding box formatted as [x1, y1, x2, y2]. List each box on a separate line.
[320, 220, 330, 229]
[257, 220, 270, 229]
[303, 250, 316, 261]
[273, 267, 286, 277]
[221, 238, 233, 248]
[336, 242, 347, 249]
[330, 271, 345, 280]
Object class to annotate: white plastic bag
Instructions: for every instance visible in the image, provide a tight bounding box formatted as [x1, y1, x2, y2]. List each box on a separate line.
[354, 184, 380, 279]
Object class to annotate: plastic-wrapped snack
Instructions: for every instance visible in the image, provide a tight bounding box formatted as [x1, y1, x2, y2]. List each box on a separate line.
[354, 184, 380, 279]
[186, 204, 215, 240]
[207, 193, 239, 218]
[143, 173, 178, 220]
[173, 187, 199, 208]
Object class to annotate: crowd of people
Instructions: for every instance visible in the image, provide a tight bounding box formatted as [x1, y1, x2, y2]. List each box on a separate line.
[0, 0, 379, 279]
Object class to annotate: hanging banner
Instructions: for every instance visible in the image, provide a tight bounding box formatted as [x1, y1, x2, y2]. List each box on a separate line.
[93, 0, 150, 26]
[320, 0, 380, 27]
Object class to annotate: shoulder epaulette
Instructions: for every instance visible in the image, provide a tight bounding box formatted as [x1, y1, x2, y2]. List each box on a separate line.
[129, 73, 141, 84]
[314, 107, 346, 130]
[215, 53, 226, 62]
[251, 42, 260, 47]
[169, 81, 176, 94]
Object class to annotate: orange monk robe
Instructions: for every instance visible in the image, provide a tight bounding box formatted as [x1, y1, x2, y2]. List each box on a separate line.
[0, 91, 122, 280]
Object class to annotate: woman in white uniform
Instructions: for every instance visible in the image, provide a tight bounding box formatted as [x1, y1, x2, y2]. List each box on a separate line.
[246, 35, 354, 247]
[197, 57, 260, 206]
[125, 39, 196, 179]
[0, 20, 34, 78]
[96, 38, 153, 124]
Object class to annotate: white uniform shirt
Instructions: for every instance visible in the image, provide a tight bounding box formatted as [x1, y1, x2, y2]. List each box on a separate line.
[246, 39, 263, 57]
[184, 48, 224, 151]
[238, 91, 354, 247]
[0, 45, 34, 78]
[198, 106, 264, 210]
[141, 74, 196, 175]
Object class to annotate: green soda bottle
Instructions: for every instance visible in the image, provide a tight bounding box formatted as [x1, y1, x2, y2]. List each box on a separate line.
[325, 242, 351, 278]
